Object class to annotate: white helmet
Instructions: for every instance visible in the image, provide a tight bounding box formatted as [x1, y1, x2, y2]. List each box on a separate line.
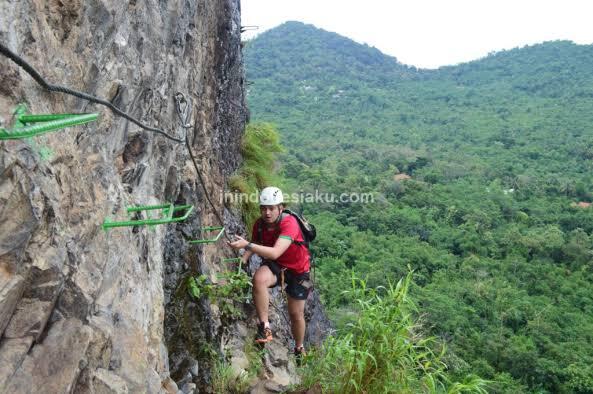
[259, 186, 283, 205]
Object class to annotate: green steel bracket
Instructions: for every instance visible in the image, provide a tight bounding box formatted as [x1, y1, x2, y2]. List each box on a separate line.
[188, 226, 225, 244]
[102, 203, 194, 230]
[0, 104, 98, 140]
[221, 257, 242, 263]
[221, 257, 243, 273]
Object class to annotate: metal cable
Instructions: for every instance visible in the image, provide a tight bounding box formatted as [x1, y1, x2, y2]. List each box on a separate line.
[2, 42, 291, 333]
[174, 93, 233, 243]
[0, 42, 184, 143]
[1, 43, 239, 252]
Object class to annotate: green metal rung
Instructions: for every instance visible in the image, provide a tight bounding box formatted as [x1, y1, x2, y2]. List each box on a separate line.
[221, 257, 242, 263]
[13, 104, 27, 128]
[102, 204, 194, 230]
[221, 257, 243, 273]
[0, 104, 98, 140]
[188, 226, 225, 244]
[126, 203, 174, 219]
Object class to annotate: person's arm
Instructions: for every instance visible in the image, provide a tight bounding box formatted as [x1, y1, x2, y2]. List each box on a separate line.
[228, 235, 291, 260]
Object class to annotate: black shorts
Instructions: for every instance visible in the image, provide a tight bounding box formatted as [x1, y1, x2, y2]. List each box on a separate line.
[262, 260, 312, 300]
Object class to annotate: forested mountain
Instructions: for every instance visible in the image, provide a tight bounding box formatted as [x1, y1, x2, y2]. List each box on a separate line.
[244, 21, 593, 393]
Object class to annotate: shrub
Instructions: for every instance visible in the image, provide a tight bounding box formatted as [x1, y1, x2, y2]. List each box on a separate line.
[228, 122, 285, 229]
[299, 272, 488, 393]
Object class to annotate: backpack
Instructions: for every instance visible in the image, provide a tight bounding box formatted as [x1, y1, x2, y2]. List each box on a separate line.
[283, 209, 316, 245]
[256, 209, 316, 247]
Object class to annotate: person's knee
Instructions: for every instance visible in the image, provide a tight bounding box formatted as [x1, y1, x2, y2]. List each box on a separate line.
[253, 273, 265, 289]
[253, 268, 273, 289]
[288, 307, 305, 322]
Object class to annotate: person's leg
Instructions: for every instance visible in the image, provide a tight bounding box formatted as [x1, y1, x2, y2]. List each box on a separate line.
[252, 265, 277, 325]
[287, 296, 306, 348]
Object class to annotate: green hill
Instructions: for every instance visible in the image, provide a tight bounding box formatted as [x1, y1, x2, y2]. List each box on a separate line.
[245, 21, 416, 84]
[245, 21, 593, 393]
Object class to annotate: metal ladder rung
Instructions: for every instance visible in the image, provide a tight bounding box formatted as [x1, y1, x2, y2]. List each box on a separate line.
[221, 257, 243, 273]
[102, 204, 194, 230]
[188, 226, 225, 244]
[0, 104, 98, 140]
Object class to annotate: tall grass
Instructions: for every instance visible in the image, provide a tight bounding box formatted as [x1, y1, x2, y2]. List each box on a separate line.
[299, 272, 489, 393]
[228, 122, 285, 229]
[211, 359, 251, 393]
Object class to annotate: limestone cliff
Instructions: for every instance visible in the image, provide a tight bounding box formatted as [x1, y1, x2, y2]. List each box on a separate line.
[0, 1, 330, 393]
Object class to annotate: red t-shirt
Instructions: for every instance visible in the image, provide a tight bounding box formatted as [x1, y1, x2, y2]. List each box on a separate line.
[251, 214, 310, 274]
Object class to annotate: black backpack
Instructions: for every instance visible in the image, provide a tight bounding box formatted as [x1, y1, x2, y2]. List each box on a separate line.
[256, 209, 316, 247]
[282, 209, 316, 246]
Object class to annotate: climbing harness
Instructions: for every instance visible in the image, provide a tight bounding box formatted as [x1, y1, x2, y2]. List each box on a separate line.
[0, 104, 98, 140]
[102, 203, 194, 230]
[280, 268, 287, 297]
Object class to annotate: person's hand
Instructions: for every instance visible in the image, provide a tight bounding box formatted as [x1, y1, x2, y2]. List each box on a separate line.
[227, 235, 249, 250]
[241, 254, 250, 265]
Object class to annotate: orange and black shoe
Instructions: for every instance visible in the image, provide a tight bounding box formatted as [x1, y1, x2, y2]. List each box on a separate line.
[255, 323, 273, 343]
[294, 346, 307, 366]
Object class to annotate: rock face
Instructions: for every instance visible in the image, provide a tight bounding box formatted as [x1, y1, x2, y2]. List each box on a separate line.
[1, 1, 330, 393]
[0, 0, 246, 392]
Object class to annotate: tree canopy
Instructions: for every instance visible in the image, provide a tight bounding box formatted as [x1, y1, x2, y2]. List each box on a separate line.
[245, 21, 593, 393]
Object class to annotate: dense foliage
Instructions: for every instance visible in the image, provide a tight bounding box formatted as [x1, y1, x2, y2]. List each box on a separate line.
[245, 21, 593, 392]
[228, 122, 285, 226]
[300, 272, 488, 393]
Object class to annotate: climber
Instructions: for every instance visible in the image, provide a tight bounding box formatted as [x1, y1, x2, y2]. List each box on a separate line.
[228, 186, 311, 361]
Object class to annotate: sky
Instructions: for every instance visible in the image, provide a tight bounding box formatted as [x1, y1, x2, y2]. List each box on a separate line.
[240, 0, 593, 69]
